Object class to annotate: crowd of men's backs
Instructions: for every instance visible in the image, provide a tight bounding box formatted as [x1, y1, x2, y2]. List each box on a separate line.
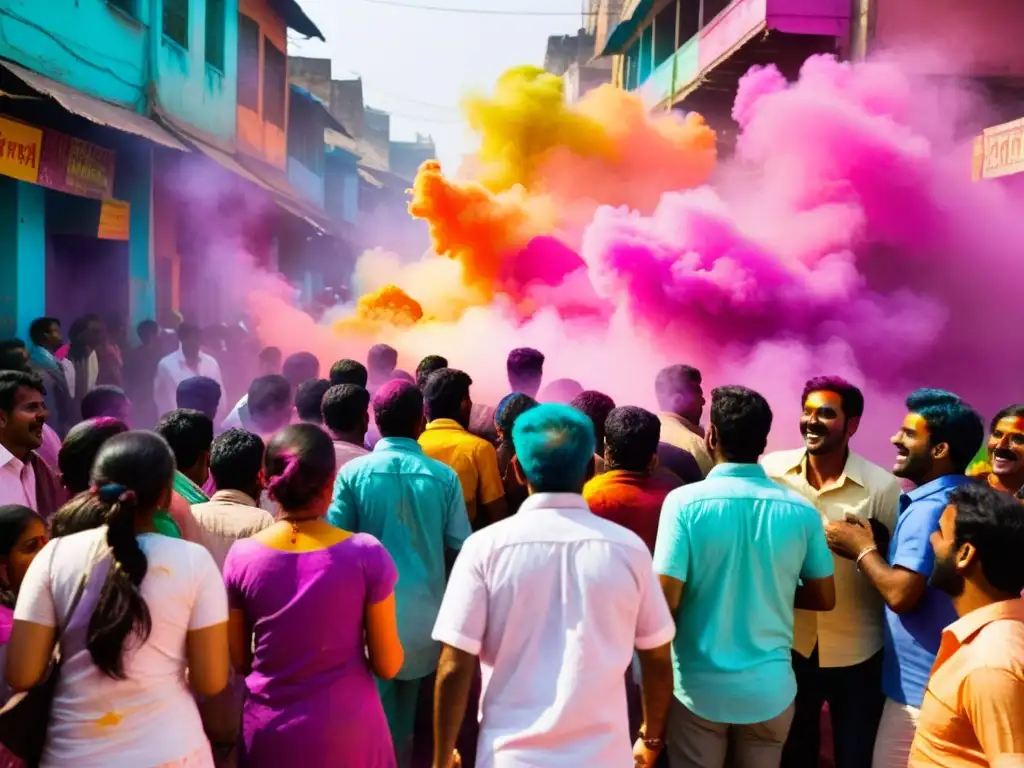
[1, 313, 1023, 768]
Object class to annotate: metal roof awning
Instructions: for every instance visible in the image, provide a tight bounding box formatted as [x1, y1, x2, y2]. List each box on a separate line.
[269, 0, 324, 40]
[598, 0, 655, 56]
[0, 60, 189, 151]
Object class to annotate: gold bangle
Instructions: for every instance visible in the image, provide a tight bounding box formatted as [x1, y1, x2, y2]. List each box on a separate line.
[856, 546, 878, 567]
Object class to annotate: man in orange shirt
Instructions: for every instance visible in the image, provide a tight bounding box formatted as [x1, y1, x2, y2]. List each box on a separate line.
[910, 483, 1024, 767]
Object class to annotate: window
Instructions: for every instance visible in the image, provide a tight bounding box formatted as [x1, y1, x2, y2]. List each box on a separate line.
[107, 0, 136, 17]
[288, 95, 325, 176]
[237, 14, 260, 111]
[163, 0, 188, 49]
[263, 39, 287, 129]
[205, 0, 225, 71]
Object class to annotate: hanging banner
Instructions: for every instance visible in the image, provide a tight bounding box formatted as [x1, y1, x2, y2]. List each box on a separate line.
[0, 116, 42, 184]
[97, 199, 130, 240]
[977, 117, 1024, 180]
[38, 130, 116, 199]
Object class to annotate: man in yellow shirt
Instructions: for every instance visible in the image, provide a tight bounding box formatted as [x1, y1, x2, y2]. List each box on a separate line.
[654, 364, 713, 477]
[420, 368, 507, 528]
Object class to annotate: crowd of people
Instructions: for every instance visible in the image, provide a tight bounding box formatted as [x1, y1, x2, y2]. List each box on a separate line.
[0, 312, 1022, 768]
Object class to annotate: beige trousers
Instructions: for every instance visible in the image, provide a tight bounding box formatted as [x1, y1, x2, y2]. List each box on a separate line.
[871, 697, 920, 768]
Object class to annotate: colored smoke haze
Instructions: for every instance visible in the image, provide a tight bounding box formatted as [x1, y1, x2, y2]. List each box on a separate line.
[241, 54, 1024, 462]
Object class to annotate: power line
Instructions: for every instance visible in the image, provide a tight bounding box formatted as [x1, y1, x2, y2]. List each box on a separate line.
[355, 0, 605, 15]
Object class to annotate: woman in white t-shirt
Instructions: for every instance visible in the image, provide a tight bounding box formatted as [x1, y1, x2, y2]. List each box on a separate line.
[4, 431, 230, 767]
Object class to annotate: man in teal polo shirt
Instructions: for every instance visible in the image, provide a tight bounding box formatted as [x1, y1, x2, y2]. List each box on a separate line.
[653, 385, 836, 767]
[328, 379, 471, 765]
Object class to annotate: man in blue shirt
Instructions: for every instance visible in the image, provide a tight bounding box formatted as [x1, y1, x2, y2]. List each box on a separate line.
[825, 388, 983, 768]
[654, 386, 836, 768]
[329, 379, 471, 764]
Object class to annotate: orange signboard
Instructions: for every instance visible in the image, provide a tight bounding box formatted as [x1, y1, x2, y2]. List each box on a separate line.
[97, 199, 131, 241]
[0, 117, 42, 184]
[978, 117, 1024, 180]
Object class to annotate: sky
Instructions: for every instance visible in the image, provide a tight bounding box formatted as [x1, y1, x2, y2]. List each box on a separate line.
[289, 0, 593, 173]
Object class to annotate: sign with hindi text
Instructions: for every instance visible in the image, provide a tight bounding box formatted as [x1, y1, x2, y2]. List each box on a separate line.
[38, 131, 116, 199]
[0, 117, 42, 184]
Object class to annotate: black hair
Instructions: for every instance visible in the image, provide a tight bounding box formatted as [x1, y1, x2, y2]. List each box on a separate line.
[81, 385, 130, 421]
[259, 346, 282, 365]
[28, 317, 59, 347]
[50, 494, 110, 538]
[210, 429, 265, 493]
[87, 431, 176, 679]
[495, 393, 539, 445]
[416, 355, 449, 387]
[539, 378, 584, 405]
[58, 418, 130, 495]
[905, 389, 985, 474]
[655, 364, 702, 413]
[368, 344, 398, 377]
[154, 409, 214, 472]
[176, 376, 222, 421]
[322, 384, 370, 433]
[136, 319, 159, 340]
[507, 347, 544, 390]
[295, 379, 331, 423]
[990, 404, 1024, 432]
[282, 352, 321, 387]
[374, 381, 424, 438]
[264, 423, 336, 511]
[948, 483, 1024, 594]
[422, 368, 472, 421]
[570, 390, 616, 445]
[604, 406, 661, 472]
[0, 340, 28, 373]
[710, 385, 773, 463]
[248, 375, 292, 421]
[176, 322, 200, 343]
[801, 376, 865, 420]
[330, 359, 369, 388]
[0, 504, 43, 608]
[0, 370, 45, 411]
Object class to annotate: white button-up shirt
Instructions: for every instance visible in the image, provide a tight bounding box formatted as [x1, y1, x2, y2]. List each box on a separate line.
[762, 448, 901, 668]
[432, 493, 675, 768]
[0, 443, 37, 510]
[154, 347, 224, 418]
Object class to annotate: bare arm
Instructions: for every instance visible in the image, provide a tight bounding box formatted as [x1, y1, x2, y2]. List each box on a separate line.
[637, 642, 674, 739]
[187, 621, 230, 697]
[479, 497, 508, 527]
[4, 620, 56, 692]
[795, 575, 836, 611]
[432, 644, 477, 768]
[659, 574, 684, 615]
[365, 593, 403, 680]
[856, 551, 928, 614]
[227, 608, 252, 675]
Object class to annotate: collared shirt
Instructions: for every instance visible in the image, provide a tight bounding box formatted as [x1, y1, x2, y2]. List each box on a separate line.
[154, 347, 224, 418]
[762, 448, 901, 667]
[328, 437, 471, 679]
[0, 443, 37, 510]
[910, 599, 1024, 767]
[883, 475, 969, 707]
[419, 418, 504, 522]
[432, 493, 675, 768]
[583, 469, 682, 553]
[190, 490, 275, 572]
[658, 413, 713, 477]
[653, 463, 834, 724]
[333, 439, 369, 472]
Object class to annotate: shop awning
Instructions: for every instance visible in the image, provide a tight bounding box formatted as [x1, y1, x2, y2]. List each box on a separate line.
[0, 60, 188, 151]
[269, 0, 324, 40]
[599, 0, 655, 57]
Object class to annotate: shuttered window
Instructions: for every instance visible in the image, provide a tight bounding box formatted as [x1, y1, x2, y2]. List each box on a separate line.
[237, 14, 260, 111]
[205, 0, 226, 71]
[263, 39, 287, 129]
[163, 0, 189, 49]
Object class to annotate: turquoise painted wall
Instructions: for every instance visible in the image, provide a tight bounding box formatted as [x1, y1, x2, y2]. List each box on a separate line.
[154, 0, 239, 143]
[0, 0, 150, 110]
[287, 156, 325, 209]
[0, 177, 46, 339]
[112, 144, 156, 329]
[325, 148, 359, 225]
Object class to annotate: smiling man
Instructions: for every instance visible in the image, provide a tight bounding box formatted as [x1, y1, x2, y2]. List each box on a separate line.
[824, 389, 984, 768]
[0, 371, 64, 519]
[763, 376, 901, 768]
[973, 404, 1024, 499]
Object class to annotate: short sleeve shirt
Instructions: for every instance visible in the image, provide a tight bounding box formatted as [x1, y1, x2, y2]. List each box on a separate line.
[419, 419, 505, 522]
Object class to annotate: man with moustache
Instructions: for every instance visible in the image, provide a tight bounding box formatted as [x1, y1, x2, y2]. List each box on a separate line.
[763, 377, 901, 768]
[908, 483, 1024, 767]
[0, 371, 64, 519]
[824, 389, 984, 768]
[971, 404, 1024, 499]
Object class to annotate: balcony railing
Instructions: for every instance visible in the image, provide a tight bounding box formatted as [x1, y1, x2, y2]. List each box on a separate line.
[636, 36, 699, 106]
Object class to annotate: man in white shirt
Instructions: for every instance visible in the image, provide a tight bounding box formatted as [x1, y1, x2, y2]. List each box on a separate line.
[762, 376, 900, 768]
[431, 403, 676, 768]
[154, 323, 224, 419]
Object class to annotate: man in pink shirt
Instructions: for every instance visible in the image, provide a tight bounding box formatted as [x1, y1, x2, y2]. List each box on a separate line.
[0, 371, 64, 519]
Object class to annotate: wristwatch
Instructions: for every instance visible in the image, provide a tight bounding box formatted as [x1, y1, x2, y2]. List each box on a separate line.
[638, 725, 665, 750]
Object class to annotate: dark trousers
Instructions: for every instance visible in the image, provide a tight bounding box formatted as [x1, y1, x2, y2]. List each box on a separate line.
[781, 647, 884, 768]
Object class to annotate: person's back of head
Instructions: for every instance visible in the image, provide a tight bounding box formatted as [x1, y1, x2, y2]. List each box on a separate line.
[264, 423, 336, 513]
[906, 388, 984, 476]
[373, 380, 425, 440]
[258, 346, 283, 374]
[136, 319, 159, 345]
[512, 403, 595, 494]
[507, 347, 544, 398]
[58, 417, 130, 495]
[210, 428, 265, 499]
[708, 385, 772, 464]
[0, 340, 29, 372]
[604, 406, 661, 473]
[391, 369, 415, 384]
[570, 390, 616, 449]
[330, 358, 368, 388]
[154, 408, 214, 481]
[416, 355, 448, 388]
[322, 384, 370, 439]
[367, 344, 398, 382]
[539, 378, 584, 405]
[282, 352, 320, 388]
[247, 374, 292, 434]
[87, 431, 177, 679]
[294, 379, 331, 424]
[176, 376, 222, 421]
[495, 392, 539, 445]
[80, 385, 131, 424]
[422, 368, 473, 425]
